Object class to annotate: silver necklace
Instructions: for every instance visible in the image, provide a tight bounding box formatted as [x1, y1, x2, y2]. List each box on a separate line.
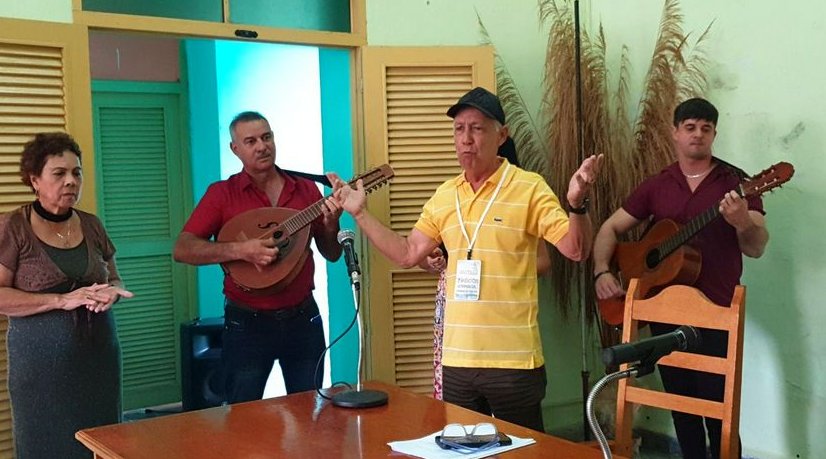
[683, 167, 712, 179]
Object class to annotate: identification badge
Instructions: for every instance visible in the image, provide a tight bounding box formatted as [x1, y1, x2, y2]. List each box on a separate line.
[454, 259, 482, 301]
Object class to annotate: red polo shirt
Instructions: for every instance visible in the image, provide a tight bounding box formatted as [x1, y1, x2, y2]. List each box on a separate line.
[182, 168, 325, 309]
[623, 160, 765, 306]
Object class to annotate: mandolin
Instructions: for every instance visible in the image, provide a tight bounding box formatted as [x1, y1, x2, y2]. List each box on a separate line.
[598, 161, 794, 325]
[218, 164, 394, 295]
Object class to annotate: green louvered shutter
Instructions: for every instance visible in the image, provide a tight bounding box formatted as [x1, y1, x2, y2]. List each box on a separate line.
[92, 82, 192, 409]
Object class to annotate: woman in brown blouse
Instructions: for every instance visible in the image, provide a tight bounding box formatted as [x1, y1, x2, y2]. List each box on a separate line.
[0, 132, 133, 458]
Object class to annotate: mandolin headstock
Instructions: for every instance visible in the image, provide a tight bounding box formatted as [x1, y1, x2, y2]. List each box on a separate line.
[347, 164, 395, 194]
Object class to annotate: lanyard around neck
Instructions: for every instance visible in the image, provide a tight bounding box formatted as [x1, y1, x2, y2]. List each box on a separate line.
[454, 164, 510, 260]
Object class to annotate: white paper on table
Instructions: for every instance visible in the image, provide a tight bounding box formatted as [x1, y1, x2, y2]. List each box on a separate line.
[387, 427, 536, 459]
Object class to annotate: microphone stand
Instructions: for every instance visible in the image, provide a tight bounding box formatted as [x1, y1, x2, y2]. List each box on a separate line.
[572, 0, 592, 441]
[331, 270, 388, 408]
[586, 361, 656, 459]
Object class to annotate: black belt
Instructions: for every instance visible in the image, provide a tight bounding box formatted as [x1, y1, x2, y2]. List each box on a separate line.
[225, 298, 311, 322]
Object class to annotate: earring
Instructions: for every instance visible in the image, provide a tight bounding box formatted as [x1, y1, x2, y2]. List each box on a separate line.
[34, 188, 39, 198]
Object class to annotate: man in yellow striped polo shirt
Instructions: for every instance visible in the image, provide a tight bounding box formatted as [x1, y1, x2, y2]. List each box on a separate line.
[330, 87, 602, 432]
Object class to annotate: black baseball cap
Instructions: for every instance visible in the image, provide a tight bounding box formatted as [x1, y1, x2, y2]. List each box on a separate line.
[446, 87, 506, 124]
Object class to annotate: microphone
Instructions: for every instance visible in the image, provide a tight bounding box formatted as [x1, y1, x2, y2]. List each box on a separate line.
[601, 325, 702, 368]
[331, 229, 389, 409]
[337, 229, 361, 288]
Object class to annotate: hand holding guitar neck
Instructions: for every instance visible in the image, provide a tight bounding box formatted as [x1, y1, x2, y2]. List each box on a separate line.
[321, 174, 345, 228]
[718, 189, 752, 229]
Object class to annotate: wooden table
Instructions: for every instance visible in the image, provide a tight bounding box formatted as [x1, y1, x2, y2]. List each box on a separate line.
[77, 381, 615, 458]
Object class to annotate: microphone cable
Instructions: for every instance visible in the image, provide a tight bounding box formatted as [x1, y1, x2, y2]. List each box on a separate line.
[313, 283, 361, 400]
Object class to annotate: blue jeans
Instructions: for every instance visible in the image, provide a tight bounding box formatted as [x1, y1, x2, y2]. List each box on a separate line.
[222, 296, 325, 404]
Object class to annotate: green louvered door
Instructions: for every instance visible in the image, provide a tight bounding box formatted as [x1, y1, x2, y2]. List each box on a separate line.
[92, 81, 192, 410]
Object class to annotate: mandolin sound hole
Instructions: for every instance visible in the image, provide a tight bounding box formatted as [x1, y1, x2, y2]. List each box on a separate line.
[645, 249, 661, 270]
[272, 234, 293, 258]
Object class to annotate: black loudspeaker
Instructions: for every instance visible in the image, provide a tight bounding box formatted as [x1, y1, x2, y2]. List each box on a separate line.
[180, 317, 226, 411]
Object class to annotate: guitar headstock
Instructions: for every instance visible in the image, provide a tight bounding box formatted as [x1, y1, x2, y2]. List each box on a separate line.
[348, 164, 395, 194]
[742, 161, 795, 197]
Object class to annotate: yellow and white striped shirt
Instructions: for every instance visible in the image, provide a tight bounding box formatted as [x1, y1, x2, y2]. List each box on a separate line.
[414, 159, 569, 369]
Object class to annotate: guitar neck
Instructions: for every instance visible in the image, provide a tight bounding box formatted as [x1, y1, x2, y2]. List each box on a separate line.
[656, 182, 746, 259]
[658, 205, 721, 258]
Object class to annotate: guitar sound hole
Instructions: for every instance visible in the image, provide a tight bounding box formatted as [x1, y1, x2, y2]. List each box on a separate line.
[645, 249, 661, 270]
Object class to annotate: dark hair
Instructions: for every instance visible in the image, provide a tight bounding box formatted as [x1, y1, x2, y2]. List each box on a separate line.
[229, 111, 268, 137]
[19, 132, 82, 190]
[497, 137, 520, 167]
[673, 98, 718, 127]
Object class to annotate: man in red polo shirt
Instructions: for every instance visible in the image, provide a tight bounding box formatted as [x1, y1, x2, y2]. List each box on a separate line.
[593, 98, 769, 459]
[174, 111, 342, 403]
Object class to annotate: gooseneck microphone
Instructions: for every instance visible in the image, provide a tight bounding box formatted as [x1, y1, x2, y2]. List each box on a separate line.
[337, 229, 361, 289]
[602, 325, 702, 369]
[331, 228, 388, 409]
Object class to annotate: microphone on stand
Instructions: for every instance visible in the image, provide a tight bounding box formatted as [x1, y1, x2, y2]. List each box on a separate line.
[602, 325, 702, 369]
[337, 229, 361, 289]
[588, 325, 702, 459]
[331, 228, 388, 409]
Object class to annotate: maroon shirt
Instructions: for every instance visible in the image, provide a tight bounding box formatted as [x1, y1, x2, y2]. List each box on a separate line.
[182, 168, 325, 309]
[623, 160, 765, 306]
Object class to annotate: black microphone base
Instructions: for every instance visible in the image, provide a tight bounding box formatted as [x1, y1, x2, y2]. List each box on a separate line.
[331, 389, 388, 408]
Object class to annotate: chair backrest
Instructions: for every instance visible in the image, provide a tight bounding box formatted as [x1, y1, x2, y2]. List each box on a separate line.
[613, 279, 745, 459]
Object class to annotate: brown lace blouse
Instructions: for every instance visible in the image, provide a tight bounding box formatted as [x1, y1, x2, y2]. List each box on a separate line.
[0, 204, 117, 292]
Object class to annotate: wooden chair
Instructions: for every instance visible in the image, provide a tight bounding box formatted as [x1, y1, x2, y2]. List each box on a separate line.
[613, 279, 745, 459]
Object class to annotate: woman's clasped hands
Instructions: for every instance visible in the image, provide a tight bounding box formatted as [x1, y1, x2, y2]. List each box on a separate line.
[62, 283, 135, 313]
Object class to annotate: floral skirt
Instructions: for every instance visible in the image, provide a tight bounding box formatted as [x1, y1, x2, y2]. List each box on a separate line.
[433, 271, 446, 400]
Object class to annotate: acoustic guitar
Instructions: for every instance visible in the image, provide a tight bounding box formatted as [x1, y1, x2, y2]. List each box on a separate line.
[217, 164, 394, 295]
[598, 161, 794, 325]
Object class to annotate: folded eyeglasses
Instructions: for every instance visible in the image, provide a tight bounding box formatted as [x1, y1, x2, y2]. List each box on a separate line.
[435, 422, 503, 452]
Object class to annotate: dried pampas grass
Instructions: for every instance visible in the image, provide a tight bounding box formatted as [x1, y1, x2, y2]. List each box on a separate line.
[478, 0, 712, 347]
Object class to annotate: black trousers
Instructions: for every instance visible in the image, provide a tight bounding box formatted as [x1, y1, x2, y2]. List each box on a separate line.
[651, 324, 741, 459]
[222, 296, 326, 404]
[442, 365, 547, 432]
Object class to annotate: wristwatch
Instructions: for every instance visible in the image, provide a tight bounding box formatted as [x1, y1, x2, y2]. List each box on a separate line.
[567, 198, 589, 215]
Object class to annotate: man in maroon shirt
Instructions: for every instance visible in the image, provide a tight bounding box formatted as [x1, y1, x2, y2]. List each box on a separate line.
[593, 98, 769, 459]
[174, 111, 342, 403]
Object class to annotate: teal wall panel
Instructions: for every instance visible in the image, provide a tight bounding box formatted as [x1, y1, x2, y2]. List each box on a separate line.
[319, 47, 356, 383]
[81, 0, 349, 32]
[183, 39, 225, 319]
[82, 0, 221, 21]
[231, 0, 350, 33]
